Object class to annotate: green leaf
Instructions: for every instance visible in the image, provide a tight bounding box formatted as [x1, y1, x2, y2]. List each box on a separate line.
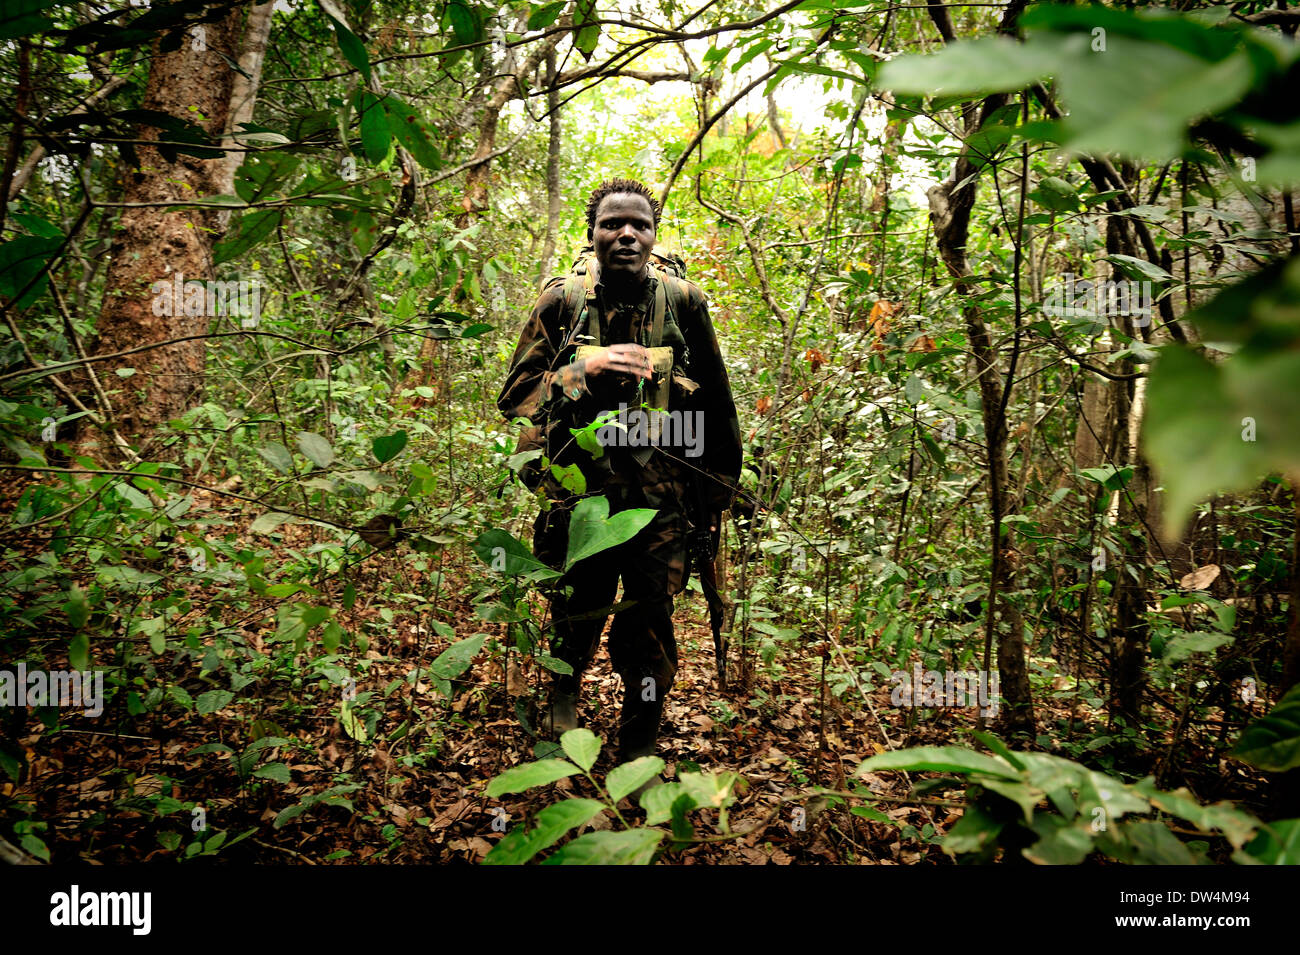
[251, 511, 293, 535]
[572, 0, 600, 60]
[430, 633, 485, 681]
[1105, 254, 1174, 284]
[1163, 630, 1233, 663]
[359, 90, 391, 164]
[63, 584, 90, 629]
[640, 782, 690, 826]
[1056, 41, 1254, 162]
[371, 430, 408, 463]
[879, 35, 1071, 97]
[196, 689, 235, 715]
[383, 96, 442, 170]
[471, 529, 560, 580]
[446, 0, 482, 45]
[1142, 346, 1265, 532]
[253, 762, 292, 784]
[257, 442, 293, 474]
[560, 728, 601, 772]
[526, 1, 565, 30]
[325, 10, 371, 84]
[541, 827, 664, 865]
[1023, 816, 1095, 865]
[0, 0, 62, 41]
[68, 632, 89, 672]
[296, 431, 335, 469]
[482, 798, 605, 865]
[563, 495, 657, 571]
[486, 758, 582, 798]
[535, 654, 573, 675]
[607, 756, 664, 804]
[0, 235, 63, 308]
[857, 745, 1021, 781]
[1236, 818, 1300, 864]
[339, 701, 368, 742]
[1231, 686, 1300, 773]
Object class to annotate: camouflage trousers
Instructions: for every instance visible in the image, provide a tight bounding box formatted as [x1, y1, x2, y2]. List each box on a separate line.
[533, 453, 689, 701]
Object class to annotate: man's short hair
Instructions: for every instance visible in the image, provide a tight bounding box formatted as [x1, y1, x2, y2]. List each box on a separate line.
[585, 178, 662, 233]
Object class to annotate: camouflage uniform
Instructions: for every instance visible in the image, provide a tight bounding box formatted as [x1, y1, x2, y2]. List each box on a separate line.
[497, 259, 741, 754]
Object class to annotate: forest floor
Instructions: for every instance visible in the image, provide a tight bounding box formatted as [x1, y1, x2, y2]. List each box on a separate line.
[3, 477, 1270, 864]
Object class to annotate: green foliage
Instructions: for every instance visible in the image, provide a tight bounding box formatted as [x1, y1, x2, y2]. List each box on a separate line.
[858, 742, 1293, 864]
[482, 729, 743, 865]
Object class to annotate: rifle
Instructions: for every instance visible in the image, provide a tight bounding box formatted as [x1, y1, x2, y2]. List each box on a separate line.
[688, 470, 728, 690]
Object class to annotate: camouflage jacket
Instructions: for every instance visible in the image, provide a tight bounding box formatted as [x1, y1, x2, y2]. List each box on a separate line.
[497, 259, 742, 515]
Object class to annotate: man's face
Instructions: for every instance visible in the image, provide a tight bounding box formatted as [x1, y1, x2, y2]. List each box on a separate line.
[590, 192, 656, 283]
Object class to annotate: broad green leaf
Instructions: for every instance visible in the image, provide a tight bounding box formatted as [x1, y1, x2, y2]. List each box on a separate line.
[253, 762, 291, 784]
[1023, 816, 1094, 865]
[257, 441, 293, 474]
[1231, 685, 1300, 773]
[251, 511, 293, 535]
[0, 0, 62, 41]
[1137, 781, 1259, 849]
[1163, 630, 1233, 663]
[1143, 346, 1265, 532]
[296, 431, 335, 469]
[1121, 819, 1198, 865]
[563, 495, 657, 570]
[471, 529, 560, 581]
[1056, 40, 1254, 162]
[1105, 253, 1174, 284]
[640, 781, 689, 826]
[446, 0, 482, 45]
[339, 701, 368, 742]
[196, 689, 235, 715]
[63, 584, 90, 629]
[359, 90, 390, 163]
[572, 0, 600, 60]
[383, 96, 442, 170]
[430, 633, 485, 680]
[535, 654, 573, 675]
[560, 728, 601, 772]
[526, 1, 565, 30]
[486, 758, 582, 797]
[372, 430, 408, 463]
[857, 746, 1021, 781]
[541, 827, 664, 865]
[482, 798, 605, 865]
[607, 756, 664, 804]
[1235, 818, 1300, 864]
[324, 8, 371, 84]
[879, 35, 1073, 96]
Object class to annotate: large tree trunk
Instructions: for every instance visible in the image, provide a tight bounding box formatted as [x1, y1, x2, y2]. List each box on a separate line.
[84, 6, 247, 455]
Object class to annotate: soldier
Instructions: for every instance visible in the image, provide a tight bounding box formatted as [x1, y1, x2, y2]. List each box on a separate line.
[497, 178, 742, 772]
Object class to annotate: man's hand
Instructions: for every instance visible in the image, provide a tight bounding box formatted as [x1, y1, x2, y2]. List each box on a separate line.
[582, 343, 653, 381]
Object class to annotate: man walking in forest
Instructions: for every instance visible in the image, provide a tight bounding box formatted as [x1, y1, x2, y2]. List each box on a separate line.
[497, 178, 742, 776]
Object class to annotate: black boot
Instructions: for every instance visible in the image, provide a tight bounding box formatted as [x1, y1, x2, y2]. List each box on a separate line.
[615, 679, 667, 803]
[615, 679, 664, 762]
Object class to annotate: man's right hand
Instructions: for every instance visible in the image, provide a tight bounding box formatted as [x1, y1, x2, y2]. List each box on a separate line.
[581, 343, 653, 381]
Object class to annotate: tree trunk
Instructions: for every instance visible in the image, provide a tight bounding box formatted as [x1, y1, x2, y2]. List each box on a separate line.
[538, 50, 563, 283]
[83, 6, 247, 455]
[926, 0, 1035, 734]
[215, 0, 276, 232]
